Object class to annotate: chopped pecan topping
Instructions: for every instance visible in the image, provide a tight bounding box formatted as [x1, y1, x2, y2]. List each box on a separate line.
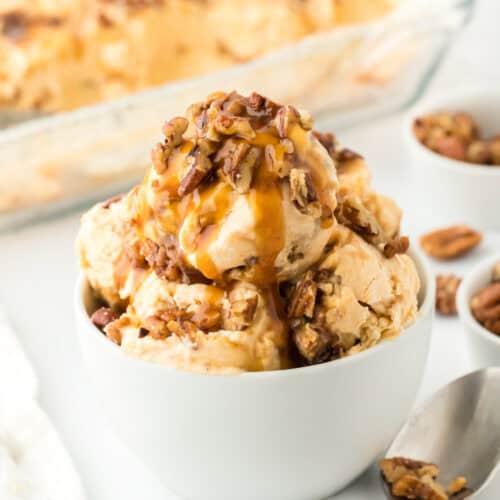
[143, 314, 172, 339]
[213, 113, 255, 140]
[275, 105, 300, 139]
[178, 145, 213, 197]
[383, 236, 410, 258]
[216, 139, 261, 193]
[380, 457, 471, 500]
[288, 271, 317, 319]
[225, 286, 259, 331]
[151, 117, 189, 174]
[142, 237, 181, 281]
[91, 307, 120, 330]
[471, 281, 500, 335]
[292, 324, 340, 365]
[420, 225, 482, 260]
[392, 475, 447, 500]
[436, 274, 461, 316]
[289, 169, 318, 211]
[335, 194, 387, 248]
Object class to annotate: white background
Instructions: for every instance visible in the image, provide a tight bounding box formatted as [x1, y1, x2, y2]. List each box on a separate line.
[0, 1, 499, 498]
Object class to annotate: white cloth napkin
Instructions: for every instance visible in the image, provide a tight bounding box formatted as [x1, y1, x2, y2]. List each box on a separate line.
[0, 306, 87, 500]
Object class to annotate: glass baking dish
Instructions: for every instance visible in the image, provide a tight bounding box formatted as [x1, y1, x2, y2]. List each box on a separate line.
[0, 0, 474, 231]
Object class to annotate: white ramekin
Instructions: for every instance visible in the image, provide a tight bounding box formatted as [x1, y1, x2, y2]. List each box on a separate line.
[403, 88, 500, 230]
[457, 254, 500, 369]
[74, 250, 434, 500]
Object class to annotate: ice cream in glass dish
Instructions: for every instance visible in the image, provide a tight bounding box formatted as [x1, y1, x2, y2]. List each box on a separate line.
[77, 91, 420, 374]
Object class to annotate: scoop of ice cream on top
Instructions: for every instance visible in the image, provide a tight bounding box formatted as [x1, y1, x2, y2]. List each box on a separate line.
[138, 90, 338, 285]
[78, 91, 419, 373]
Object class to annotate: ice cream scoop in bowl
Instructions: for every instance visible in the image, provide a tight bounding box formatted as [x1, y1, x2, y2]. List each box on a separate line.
[75, 91, 434, 500]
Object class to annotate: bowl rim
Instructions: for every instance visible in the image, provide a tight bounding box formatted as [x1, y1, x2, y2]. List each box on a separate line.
[457, 253, 500, 348]
[403, 87, 500, 176]
[74, 248, 434, 379]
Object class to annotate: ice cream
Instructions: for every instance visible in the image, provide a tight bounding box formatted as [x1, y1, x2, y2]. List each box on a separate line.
[78, 90, 419, 373]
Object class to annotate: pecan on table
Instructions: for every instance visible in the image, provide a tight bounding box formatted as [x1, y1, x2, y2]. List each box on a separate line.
[419, 225, 482, 260]
[436, 274, 461, 316]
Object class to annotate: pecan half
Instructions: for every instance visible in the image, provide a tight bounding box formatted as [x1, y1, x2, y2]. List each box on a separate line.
[275, 105, 300, 139]
[91, 307, 120, 330]
[383, 236, 410, 258]
[420, 225, 482, 260]
[213, 113, 255, 140]
[436, 274, 461, 316]
[178, 145, 213, 196]
[288, 271, 317, 319]
[471, 281, 500, 335]
[289, 168, 318, 211]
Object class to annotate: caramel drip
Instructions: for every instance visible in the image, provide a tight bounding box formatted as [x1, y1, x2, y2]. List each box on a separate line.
[249, 134, 285, 286]
[187, 182, 237, 280]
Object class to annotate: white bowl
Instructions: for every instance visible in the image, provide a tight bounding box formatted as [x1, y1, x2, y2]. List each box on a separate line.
[457, 254, 500, 369]
[404, 88, 500, 230]
[74, 250, 434, 500]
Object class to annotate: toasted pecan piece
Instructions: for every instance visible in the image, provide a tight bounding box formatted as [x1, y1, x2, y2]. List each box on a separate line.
[91, 307, 120, 330]
[436, 274, 461, 316]
[292, 324, 340, 365]
[420, 225, 482, 260]
[224, 286, 259, 331]
[392, 474, 447, 500]
[384, 236, 410, 258]
[287, 271, 317, 319]
[275, 105, 300, 139]
[289, 168, 318, 212]
[178, 145, 213, 197]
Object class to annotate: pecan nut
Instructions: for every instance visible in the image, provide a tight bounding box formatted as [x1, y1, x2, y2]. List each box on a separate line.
[470, 281, 500, 335]
[419, 225, 482, 260]
[436, 274, 461, 316]
[289, 168, 318, 212]
[91, 307, 120, 330]
[287, 271, 317, 319]
[224, 286, 259, 331]
[292, 324, 340, 365]
[178, 145, 213, 196]
[383, 236, 410, 258]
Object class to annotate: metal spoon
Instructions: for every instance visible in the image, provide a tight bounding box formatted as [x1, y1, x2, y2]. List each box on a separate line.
[381, 368, 500, 499]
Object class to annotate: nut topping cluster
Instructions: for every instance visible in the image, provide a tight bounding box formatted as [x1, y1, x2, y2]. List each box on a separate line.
[413, 111, 500, 165]
[380, 457, 472, 500]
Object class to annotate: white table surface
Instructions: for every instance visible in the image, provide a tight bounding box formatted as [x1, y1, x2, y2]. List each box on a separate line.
[1, 1, 500, 498]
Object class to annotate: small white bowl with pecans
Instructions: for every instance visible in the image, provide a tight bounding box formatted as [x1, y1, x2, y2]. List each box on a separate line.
[404, 88, 500, 230]
[457, 255, 500, 368]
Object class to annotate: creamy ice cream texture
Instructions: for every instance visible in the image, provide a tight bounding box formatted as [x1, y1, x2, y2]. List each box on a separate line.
[78, 91, 419, 373]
